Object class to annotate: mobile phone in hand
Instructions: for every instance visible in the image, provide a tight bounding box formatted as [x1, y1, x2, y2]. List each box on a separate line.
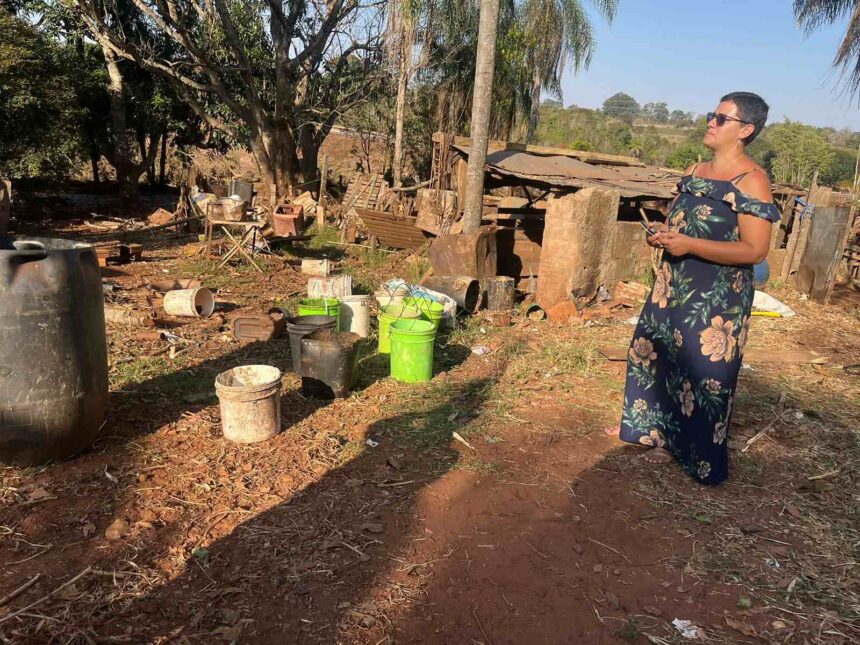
[639, 221, 654, 234]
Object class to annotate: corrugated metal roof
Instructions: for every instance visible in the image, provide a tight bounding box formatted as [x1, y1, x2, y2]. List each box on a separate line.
[454, 145, 678, 199]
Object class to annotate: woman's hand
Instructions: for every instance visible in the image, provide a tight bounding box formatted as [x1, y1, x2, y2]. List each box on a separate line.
[657, 231, 694, 257]
[646, 222, 667, 248]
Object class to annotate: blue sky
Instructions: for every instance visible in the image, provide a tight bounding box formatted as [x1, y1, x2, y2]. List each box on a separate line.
[558, 0, 860, 130]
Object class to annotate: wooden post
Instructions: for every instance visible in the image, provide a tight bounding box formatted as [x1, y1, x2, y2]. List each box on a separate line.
[319, 154, 328, 220]
[791, 178, 831, 278]
[461, 0, 501, 233]
[780, 205, 802, 281]
[796, 207, 853, 303]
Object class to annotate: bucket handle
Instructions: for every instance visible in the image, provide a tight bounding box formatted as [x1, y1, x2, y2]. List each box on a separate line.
[11, 240, 48, 262]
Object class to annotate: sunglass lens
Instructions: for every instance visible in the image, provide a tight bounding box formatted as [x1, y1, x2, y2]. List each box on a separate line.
[707, 112, 727, 126]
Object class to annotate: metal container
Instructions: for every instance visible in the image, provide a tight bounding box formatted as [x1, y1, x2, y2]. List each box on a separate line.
[0, 237, 108, 465]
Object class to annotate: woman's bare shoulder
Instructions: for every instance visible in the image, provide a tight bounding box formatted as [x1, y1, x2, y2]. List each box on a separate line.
[737, 166, 773, 202]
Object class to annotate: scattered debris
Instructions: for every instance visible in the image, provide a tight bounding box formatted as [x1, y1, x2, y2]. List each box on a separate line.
[452, 431, 476, 451]
[147, 208, 176, 226]
[672, 618, 704, 639]
[104, 518, 130, 541]
[753, 290, 796, 317]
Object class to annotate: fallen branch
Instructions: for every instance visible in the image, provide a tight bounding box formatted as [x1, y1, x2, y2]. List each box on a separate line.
[0, 574, 41, 607]
[588, 538, 632, 564]
[0, 566, 91, 625]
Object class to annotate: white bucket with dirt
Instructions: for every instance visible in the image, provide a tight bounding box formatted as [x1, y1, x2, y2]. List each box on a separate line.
[215, 365, 282, 443]
[163, 287, 215, 318]
[339, 295, 371, 338]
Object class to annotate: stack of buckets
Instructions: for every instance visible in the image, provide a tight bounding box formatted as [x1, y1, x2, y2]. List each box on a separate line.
[378, 295, 444, 383]
[296, 290, 444, 384]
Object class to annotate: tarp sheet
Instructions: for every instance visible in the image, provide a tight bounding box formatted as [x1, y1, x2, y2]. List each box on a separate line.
[454, 146, 678, 199]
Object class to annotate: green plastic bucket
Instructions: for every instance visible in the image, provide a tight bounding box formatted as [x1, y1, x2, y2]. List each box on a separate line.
[377, 304, 421, 354]
[390, 319, 437, 383]
[298, 298, 341, 330]
[404, 296, 445, 329]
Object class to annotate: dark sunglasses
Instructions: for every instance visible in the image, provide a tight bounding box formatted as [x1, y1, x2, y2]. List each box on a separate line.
[707, 112, 750, 127]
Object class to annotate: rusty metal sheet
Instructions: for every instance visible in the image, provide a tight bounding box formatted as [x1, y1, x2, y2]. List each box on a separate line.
[454, 146, 677, 199]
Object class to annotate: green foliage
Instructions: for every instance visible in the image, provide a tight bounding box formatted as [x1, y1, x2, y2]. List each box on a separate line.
[536, 104, 632, 155]
[641, 101, 669, 124]
[602, 92, 639, 123]
[768, 119, 836, 186]
[666, 141, 710, 169]
[820, 146, 857, 187]
[0, 13, 80, 178]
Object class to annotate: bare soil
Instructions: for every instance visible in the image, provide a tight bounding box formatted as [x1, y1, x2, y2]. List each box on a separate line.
[1, 230, 858, 644]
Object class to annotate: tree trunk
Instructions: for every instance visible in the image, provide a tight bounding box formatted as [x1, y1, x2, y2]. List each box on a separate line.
[526, 64, 541, 143]
[138, 132, 156, 186]
[103, 48, 137, 200]
[90, 148, 100, 187]
[461, 0, 501, 233]
[159, 133, 168, 186]
[299, 127, 320, 188]
[392, 33, 409, 188]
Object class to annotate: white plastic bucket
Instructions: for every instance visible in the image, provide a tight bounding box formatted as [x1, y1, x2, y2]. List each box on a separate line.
[163, 287, 215, 318]
[308, 274, 352, 298]
[340, 295, 371, 338]
[214, 365, 282, 443]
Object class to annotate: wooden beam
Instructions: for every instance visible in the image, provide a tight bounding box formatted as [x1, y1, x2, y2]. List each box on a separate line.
[432, 132, 646, 167]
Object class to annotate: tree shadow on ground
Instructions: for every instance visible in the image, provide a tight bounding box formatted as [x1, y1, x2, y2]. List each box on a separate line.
[108, 376, 500, 643]
[4, 332, 855, 643]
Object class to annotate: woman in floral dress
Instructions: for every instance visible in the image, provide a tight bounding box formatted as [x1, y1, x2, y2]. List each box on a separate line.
[608, 92, 780, 485]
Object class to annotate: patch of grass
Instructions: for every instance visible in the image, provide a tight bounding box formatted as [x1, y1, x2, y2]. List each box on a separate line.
[702, 553, 745, 583]
[377, 377, 495, 451]
[176, 255, 280, 291]
[355, 247, 391, 270]
[110, 355, 212, 396]
[618, 617, 641, 641]
[111, 356, 174, 390]
[508, 335, 596, 382]
[335, 440, 366, 466]
[638, 265, 656, 288]
[455, 456, 504, 474]
[308, 223, 340, 250]
[407, 256, 431, 284]
[440, 315, 486, 349]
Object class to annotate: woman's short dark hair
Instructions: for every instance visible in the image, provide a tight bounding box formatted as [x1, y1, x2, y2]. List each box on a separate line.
[721, 92, 769, 145]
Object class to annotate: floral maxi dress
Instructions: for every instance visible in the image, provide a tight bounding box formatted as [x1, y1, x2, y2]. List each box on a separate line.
[619, 173, 780, 484]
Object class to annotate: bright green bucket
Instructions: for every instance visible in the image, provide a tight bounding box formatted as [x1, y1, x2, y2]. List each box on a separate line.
[298, 298, 341, 330]
[377, 305, 421, 354]
[404, 296, 445, 329]
[390, 318, 437, 383]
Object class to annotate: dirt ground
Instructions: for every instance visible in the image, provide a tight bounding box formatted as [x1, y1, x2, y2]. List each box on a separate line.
[1, 225, 859, 644]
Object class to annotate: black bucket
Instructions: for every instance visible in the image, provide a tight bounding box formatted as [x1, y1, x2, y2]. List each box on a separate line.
[299, 330, 361, 399]
[286, 315, 337, 373]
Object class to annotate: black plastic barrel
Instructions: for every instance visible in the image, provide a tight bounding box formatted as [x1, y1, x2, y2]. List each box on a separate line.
[300, 330, 360, 399]
[0, 237, 108, 465]
[285, 315, 337, 373]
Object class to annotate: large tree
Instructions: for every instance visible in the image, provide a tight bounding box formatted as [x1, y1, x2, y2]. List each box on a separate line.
[521, 0, 617, 142]
[0, 12, 80, 178]
[794, 0, 860, 99]
[602, 91, 639, 122]
[70, 0, 385, 195]
[768, 120, 835, 186]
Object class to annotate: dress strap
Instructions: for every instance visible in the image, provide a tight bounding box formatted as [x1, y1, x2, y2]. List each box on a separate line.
[729, 168, 761, 184]
[690, 163, 700, 177]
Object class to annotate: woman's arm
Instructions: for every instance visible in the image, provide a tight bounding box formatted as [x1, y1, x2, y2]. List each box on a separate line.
[651, 172, 774, 264]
